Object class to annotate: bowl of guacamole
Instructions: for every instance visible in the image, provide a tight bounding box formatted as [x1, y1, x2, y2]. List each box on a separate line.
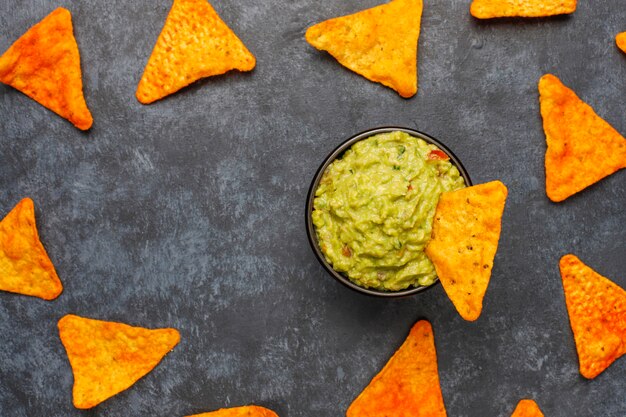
[306, 127, 472, 297]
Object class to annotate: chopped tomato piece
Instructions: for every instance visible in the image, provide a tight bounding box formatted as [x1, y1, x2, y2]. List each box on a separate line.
[427, 149, 449, 161]
[342, 245, 352, 257]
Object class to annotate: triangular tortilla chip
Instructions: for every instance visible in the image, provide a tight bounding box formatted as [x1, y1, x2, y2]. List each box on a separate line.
[510, 399, 544, 417]
[559, 254, 626, 379]
[616, 32, 626, 54]
[347, 320, 447, 417]
[305, 0, 423, 98]
[470, 0, 576, 18]
[425, 181, 508, 321]
[0, 8, 92, 130]
[0, 198, 62, 300]
[58, 314, 180, 408]
[539, 74, 626, 202]
[187, 405, 279, 417]
[136, 0, 256, 104]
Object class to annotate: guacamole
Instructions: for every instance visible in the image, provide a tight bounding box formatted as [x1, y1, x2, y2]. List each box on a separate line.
[312, 131, 466, 291]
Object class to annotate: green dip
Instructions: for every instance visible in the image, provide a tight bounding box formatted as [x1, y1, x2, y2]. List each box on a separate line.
[312, 131, 466, 291]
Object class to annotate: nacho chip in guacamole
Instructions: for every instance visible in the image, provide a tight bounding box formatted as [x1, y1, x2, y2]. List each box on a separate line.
[426, 181, 508, 321]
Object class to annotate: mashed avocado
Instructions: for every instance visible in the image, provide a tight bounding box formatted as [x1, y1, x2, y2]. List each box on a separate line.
[312, 131, 466, 291]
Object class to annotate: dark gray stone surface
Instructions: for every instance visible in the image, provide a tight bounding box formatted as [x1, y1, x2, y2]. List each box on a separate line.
[1, 0, 625, 416]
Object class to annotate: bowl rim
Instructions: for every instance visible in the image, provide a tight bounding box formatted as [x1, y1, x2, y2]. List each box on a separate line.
[305, 126, 473, 298]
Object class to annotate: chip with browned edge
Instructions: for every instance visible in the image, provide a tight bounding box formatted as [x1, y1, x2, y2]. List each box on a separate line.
[0, 8, 92, 130]
[560, 254, 626, 379]
[617, 32, 626, 54]
[347, 320, 447, 417]
[510, 399, 544, 417]
[305, 0, 423, 98]
[136, 0, 256, 104]
[0, 198, 62, 300]
[470, 0, 576, 18]
[539, 74, 626, 202]
[425, 181, 507, 321]
[58, 314, 180, 408]
[187, 405, 280, 417]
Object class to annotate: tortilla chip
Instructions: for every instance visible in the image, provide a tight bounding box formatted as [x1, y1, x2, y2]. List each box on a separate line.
[425, 181, 508, 321]
[0, 8, 92, 130]
[559, 254, 626, 379]
[510, 399, 544, 417]
[305, 0, 423, 98]
[0, 198, 62, 300]
[470, 0, 576, 18]
[58, 314, 180, 408]
[187, 405, 279, 417]
[539, 74, 626, 202]
[347, 320, 447, 417]
[136, 0, 256, 104]
[616, 32, 626, 54]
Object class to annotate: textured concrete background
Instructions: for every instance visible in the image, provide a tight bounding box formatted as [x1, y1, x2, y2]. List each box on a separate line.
[0, 0, 625, 416]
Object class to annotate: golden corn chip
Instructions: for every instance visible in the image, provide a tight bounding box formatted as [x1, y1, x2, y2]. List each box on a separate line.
[305, 0, 423, 98]
[426, 181, 508, 321]
[136, 0, 256, 104]
[347, 320, 447, 417]
[616, 32, 626, 54]
[470, 0, 576, 18]
[539, 74, 626, 202]
[559, 254, 626, 379]
[187, 405, 279, 417]
[58, 314, 180, 409]
[0, 198, 62, 300]
[0, 8, 92, 130]
[510, 399, 545, 417]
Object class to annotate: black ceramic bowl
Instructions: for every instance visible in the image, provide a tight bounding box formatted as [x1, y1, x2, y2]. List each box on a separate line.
[305, 126, 473, 297]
